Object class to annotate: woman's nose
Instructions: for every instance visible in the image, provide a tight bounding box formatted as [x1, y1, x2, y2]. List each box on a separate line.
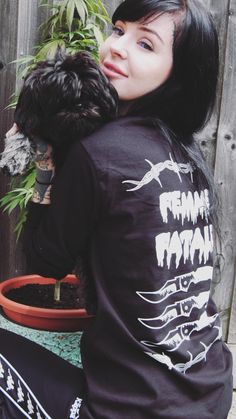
[110, 38, 128, 59]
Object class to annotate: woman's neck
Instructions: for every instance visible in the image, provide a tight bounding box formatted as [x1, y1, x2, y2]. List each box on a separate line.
[118, 100, 136, 117]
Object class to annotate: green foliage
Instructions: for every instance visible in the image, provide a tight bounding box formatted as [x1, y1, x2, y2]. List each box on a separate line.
[16, 0, 110, 78]
[1, 0, 110, 239]
[0, 168, 36, 240]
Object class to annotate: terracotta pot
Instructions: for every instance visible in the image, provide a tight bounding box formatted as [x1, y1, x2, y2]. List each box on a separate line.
[0, 274, 94, 332]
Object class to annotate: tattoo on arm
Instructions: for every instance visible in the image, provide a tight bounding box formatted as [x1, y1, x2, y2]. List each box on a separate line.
[32, 184, 52, 204]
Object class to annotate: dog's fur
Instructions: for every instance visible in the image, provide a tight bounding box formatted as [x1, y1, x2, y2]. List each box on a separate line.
[0, 49, 119, 313]
[0, 49, 118, 173]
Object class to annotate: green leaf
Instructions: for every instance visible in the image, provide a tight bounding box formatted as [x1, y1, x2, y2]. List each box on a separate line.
[59, 0, 69, 23]
[92, 25, 104, 47]
[36, 39, 66, 60]
[66, 0, 75, 32]
[74, 0, 87, 25]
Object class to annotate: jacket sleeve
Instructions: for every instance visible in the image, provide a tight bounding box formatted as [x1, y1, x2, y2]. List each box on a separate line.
[22, 141, 101, 279]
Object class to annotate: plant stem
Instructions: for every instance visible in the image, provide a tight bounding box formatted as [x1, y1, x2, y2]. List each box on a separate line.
[54, 280, 61, 302]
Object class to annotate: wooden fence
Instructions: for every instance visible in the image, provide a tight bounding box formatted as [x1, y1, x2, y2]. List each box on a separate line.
[0, 0, 236, 384]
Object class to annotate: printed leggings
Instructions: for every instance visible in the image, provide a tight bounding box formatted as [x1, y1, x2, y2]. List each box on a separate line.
[0, 328, 85, 419]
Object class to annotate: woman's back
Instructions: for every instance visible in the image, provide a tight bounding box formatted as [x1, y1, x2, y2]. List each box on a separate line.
[75, 117, 233, 418]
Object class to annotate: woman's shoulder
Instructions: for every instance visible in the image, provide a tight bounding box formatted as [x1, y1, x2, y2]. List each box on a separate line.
[80, 116, 167, 156]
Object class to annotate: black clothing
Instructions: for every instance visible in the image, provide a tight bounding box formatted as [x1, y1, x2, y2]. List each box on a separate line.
[5, 117, 234, 418]
[0, 328, 85, 419]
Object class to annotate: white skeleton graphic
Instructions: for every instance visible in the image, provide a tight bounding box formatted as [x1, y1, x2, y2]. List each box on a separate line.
[122, 154, 194, 191]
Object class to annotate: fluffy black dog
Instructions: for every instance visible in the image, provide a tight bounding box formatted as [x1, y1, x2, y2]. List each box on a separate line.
[0, 49, 119, 313]
[0, 49, 118, 173]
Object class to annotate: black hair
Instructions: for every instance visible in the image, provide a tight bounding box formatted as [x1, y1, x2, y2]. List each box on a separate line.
[113, 0, 219, 138]
[113, 0, 219, 224]
[14, 49, 118, 166]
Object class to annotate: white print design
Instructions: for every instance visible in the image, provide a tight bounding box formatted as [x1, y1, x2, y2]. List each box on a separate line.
[6, 368, 14, 391]
[36, 406, 44, 419]
[0, 353, 52, 419]
[141, 311, 219, 352]
[17, 380, 24, 403]
[160, 189, 210, 225]
[155, 225, 213, 269]
[27, 393, 34, 414]
[137, 266, 213, 304]
[70, 397, 83, 418]
[0, 359, 4, 378]
[122, 154, 194, 191]
[138, 291, 210, 329]
[145, 326, 222, 373]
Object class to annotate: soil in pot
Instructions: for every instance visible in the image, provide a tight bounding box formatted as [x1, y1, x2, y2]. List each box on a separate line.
[5, 282, 85, 309]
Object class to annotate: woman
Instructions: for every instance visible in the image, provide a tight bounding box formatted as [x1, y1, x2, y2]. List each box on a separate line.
[0, 1, 233, 418]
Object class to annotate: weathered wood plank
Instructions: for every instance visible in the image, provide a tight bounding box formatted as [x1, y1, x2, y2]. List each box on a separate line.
[228, 268, 236, 343]
[0, 0, 19, 282]
[195, 0, 229, 169]
[0, 0, 53, 281]
[228, 344, 236, 389]
[212, 0, 236, 341]
[228, 391, 236, 418]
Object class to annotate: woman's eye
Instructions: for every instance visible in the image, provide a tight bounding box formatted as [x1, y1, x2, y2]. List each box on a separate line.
[138, 41, 153, 51]
[112, 26, 124, 36]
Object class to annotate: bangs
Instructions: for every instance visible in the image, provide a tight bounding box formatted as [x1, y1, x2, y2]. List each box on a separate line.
[112, 0, 185, 25]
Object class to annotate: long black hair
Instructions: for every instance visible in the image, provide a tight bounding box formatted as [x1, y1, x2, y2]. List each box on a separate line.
[113, 0, 219, 222]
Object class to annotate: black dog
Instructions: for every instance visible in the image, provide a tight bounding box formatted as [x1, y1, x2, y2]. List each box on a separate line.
[0, 49, 118, 173]
[0, 49, 118, 313]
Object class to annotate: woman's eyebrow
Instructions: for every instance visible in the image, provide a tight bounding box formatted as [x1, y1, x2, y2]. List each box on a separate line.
[138, 26, 164, 44]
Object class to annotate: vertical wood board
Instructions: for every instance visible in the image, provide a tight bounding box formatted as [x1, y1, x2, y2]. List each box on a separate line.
[195, 0, 229, 170]
[212, 0, 236, 341]
[0, 0, 19, 281]
[0, 0, 53, 281]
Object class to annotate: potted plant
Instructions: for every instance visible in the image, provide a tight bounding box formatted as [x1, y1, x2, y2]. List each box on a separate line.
[0, 274, 94, 331]
[0, 0, 109, 330]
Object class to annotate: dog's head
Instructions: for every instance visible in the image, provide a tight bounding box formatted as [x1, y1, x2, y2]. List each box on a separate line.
[14, 49, 118, 152]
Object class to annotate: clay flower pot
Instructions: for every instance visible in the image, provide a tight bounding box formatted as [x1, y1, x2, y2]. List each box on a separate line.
[0, 274, 94, 331]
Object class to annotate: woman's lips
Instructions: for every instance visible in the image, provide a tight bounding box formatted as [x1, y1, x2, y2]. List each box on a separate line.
[102, 62, 128, 78]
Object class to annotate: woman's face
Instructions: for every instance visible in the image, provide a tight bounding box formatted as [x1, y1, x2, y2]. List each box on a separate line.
[99, 13, 175, 101]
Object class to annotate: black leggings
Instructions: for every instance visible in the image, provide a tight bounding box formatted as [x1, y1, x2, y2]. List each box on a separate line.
[0, 328, 85, 419]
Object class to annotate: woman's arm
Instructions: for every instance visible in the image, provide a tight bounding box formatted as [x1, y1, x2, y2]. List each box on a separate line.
[32, 138, 55, 204]
[23, 141, 101, 279]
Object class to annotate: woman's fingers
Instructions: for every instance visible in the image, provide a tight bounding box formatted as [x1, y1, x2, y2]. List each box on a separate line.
[5, 123, 18, 138]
